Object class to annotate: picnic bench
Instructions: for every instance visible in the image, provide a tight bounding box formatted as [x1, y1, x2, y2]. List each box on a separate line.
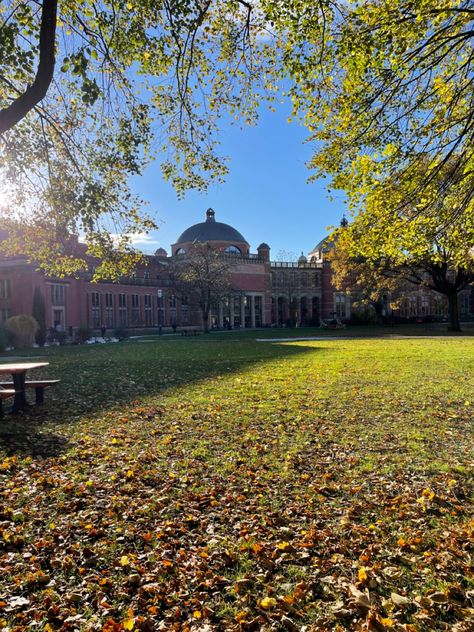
[0, 362, 59, 415]
[181, 326, 201, 336]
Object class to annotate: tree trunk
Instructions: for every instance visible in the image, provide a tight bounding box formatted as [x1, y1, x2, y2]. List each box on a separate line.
[447, 292, 461, 332]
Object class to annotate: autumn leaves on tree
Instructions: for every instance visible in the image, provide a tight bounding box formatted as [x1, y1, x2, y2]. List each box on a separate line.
[0, 1, 473, 294]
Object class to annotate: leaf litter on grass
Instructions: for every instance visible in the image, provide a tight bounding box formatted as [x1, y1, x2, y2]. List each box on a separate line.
[0, 336, 473, 631]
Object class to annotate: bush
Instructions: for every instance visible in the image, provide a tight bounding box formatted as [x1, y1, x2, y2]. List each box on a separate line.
[0, 325, 10, 351]
[113, 327, 129, 341]
[75, 326, 93, 344]
[54, 330, 68, 345]
[5, 315, 39, 349]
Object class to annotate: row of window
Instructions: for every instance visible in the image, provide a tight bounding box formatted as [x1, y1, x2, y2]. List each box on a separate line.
[271, 272, 320, 288]
[90, 292, 189, 327]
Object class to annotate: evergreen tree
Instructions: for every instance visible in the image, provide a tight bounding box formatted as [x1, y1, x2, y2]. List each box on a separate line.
[32, 287, 46, 347]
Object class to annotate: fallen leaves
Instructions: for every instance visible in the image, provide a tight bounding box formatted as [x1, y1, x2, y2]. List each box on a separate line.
[0, 335, 472, 629]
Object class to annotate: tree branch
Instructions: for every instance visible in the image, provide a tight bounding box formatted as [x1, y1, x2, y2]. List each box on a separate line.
[0, 0, 58, 135]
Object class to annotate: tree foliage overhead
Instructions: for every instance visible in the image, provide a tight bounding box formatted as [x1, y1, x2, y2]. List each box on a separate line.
[288, 1, 474, 216]
[1, 1, 474, 278]
[0, 0, 296, 276]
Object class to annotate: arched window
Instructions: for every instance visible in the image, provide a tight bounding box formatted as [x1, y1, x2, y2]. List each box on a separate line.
[224, 245, 241, 254]
[176, 248, 186, 255]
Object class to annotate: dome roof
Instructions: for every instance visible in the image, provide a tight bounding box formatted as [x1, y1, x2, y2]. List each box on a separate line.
[175, 208, 248, 246]
[154, 247, 168, 257]
[298, 251, 307, 264]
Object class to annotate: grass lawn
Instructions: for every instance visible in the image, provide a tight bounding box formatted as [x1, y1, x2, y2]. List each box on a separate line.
[0, 329, 473, 631]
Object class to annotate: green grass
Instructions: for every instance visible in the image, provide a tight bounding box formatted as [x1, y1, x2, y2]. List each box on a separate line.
[0, 329, 473, 631]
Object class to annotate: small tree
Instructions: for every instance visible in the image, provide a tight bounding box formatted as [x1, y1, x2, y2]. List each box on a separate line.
[5, 315, 39, 350]
[32, 287, 47, 346]
[169, 243, 234, 333]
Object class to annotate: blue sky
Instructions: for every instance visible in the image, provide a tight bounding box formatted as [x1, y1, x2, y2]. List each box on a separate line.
[131, 101, 347, 259]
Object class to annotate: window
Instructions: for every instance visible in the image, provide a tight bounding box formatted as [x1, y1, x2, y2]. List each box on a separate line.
[0, 308, 10, 323]
[51, 284, 65, 305]
[131, 294, 140, 324]
[105, 293, 114, 328]
[224, 245, 241, 254]
[176, 248, 186, 255]
[53, 309, 65, 330]
[91, 292, 101, 327]
[0, 279, 10, 299]
[143, 270, 150, 280]
[144, 294, 152, 326]
[119, 293, 128, 326]
[334, 294, 347, 319]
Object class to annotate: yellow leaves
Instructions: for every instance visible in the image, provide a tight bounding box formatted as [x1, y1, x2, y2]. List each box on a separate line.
[120, 555, 130, 567]
[277, 541, 291, 551]
[358, 567, 368, 583]
[122, 609, 135, 630]
[259, 596, 277, 609]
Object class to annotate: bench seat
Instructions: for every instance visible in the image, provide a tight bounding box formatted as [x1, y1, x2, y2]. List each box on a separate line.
[0, 380, 60, 404]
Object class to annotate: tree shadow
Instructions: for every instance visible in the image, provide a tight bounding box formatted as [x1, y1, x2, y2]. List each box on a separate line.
[0, 417, 71, 457]
[5, 335, 328, 432]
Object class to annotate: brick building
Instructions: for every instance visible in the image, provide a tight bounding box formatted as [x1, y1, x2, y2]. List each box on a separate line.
[0, 208, 471, 333]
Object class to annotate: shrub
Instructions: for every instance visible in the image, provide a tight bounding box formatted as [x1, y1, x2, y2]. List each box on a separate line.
[5, 315, 39, 349]
[113, 327, 129, 341]
[75, 326, 93, 344]
[54, 330, 68, 345]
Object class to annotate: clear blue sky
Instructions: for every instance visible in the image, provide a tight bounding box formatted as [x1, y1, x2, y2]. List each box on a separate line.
[131, 101, 347, 259]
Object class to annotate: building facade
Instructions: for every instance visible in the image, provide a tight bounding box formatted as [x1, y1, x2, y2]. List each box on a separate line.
[0, 208, 472, 333]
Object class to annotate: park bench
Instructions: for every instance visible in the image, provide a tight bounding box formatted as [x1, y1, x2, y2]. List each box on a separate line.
[181, 327, 201, 336]
[0, 388, 16, 417]
[0, 379, 60, 404]
[320, 318, 346, 330]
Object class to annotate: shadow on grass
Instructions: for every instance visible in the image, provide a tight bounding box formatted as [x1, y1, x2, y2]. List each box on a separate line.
[0, 416, 71, 457]
[2, 336, 326, 430]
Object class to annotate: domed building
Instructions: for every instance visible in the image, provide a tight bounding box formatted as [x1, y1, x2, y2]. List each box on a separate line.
[2, 208, 464, 334]
[172, 208, 250, 256]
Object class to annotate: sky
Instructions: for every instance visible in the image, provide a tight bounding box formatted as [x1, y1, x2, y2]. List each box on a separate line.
[131, 101, 347, 260]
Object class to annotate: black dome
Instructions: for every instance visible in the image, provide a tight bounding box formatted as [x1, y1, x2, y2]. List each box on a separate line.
[175, 209, 248, 246]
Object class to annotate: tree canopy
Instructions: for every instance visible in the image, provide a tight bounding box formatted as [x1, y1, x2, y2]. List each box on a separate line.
[1, 1, 474, 278]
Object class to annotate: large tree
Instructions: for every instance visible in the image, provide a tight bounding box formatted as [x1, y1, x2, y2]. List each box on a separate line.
[0, 0, 290, 277]
[329, 163, 474, 331]
[168, 243, 234, 332]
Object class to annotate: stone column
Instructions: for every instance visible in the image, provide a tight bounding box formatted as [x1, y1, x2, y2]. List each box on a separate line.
[230, 296, 235, 328]
[250, 295, 256, 329]
[218, 301, 224, 328]
[240, 295, 246, 328]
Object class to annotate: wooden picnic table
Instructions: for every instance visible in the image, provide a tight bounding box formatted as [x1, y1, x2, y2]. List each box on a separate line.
[0, 362, 49, 413]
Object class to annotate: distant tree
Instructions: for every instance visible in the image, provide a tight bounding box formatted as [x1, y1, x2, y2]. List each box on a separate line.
[328, 241, 410, 323]
[169, 243, 234, 333]
[32, 287, 47, 346]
